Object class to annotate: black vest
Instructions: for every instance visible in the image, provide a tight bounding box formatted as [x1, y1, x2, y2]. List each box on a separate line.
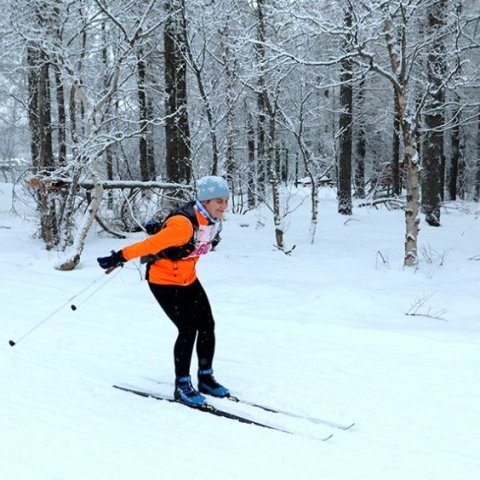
[145, 202, 199, 263]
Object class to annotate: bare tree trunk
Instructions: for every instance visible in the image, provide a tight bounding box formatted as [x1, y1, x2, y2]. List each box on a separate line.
[137, 47, 156, 181]
[58, 77, 88, 253]
[50, 0, 66, 169]
[57, 156, 104, 271]
[457, 129, 466, 200]
[225, 115, 235, 188]
[255, 0, 284, 250]
[58, 9, 88, 250]
[475, 108, 480, 202]
[220, 18, 237, 196]
[59, 77, 88, 251]
[282, 89, 318, 243]
[270, 168, 284, 250]
[450, 1, 466, 201]
[255, 0, 267, 197]
[448, 104, 461, 201]
[300, 146, 318, 244]
[246, 110, 257, 209]
[164, 0, 191, 188]
[392, 94, 402, 195]
[27, 39, 58, 248]
[146, 97, 156, 180]
[393, 91, 421, 267]
[382, 12, 421, 267]
[267, 112, 283, 248]
[282, 146, 289, 185]
[101, 23, 115, 208]
[37, 53, 57, 249]
[421, 0, 446, 227]
[354, 78, 366, 199]
[337, 5, 353, 215]
[257, 93, 267, 196]
[27, 45, 40, 171]
[54, 65, 67, 166]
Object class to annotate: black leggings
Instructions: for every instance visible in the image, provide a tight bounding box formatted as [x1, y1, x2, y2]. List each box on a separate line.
[149, 280, 215, 378]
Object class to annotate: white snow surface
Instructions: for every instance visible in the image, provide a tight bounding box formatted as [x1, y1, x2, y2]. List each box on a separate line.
[1, 182, 479, 480]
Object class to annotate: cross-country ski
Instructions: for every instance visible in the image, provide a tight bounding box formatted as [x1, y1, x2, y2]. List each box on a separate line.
[113, 385, 334, 442]
[211, 393, 356, 431]
[149, 379, 355, 430]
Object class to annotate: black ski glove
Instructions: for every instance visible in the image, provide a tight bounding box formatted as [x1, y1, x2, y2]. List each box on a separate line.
[97, 250, 126, 270]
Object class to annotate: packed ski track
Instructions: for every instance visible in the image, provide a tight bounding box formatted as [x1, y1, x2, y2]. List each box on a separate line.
[1, 183, 479, 480]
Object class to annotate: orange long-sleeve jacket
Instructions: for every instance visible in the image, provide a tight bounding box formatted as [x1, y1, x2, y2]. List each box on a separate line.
[121, 209, 218, 286]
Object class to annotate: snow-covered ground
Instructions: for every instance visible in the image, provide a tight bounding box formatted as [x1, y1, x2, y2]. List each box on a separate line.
[1, 182, 479, 480]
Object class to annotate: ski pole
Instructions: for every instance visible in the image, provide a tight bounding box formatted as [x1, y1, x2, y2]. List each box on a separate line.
[8, 267, 121, 347]
[70, 266, 121, 311]
[70, 261, 122, 310]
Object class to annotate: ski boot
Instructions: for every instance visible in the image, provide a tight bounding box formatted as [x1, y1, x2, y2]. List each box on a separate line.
[198, 368, 230, 398]
[174, 376, 206, 406]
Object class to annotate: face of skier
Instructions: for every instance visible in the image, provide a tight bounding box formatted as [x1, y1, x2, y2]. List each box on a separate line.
[203, 197, 229, 220]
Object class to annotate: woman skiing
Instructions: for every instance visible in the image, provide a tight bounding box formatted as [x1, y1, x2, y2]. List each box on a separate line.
[97, 176, 230, 406]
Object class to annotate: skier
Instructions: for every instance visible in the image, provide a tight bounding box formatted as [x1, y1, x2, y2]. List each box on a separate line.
[97, 176, 231, 407]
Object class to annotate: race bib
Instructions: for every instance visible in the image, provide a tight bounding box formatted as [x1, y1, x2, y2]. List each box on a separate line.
[186, 223, 220, 258]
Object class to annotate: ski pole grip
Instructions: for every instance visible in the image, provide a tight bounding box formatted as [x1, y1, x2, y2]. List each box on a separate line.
[105, 265, 119, 274]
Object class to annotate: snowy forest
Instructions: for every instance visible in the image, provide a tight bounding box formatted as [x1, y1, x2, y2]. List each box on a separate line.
[2, 3, 480, 478]
[1, 0, 480, 267]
